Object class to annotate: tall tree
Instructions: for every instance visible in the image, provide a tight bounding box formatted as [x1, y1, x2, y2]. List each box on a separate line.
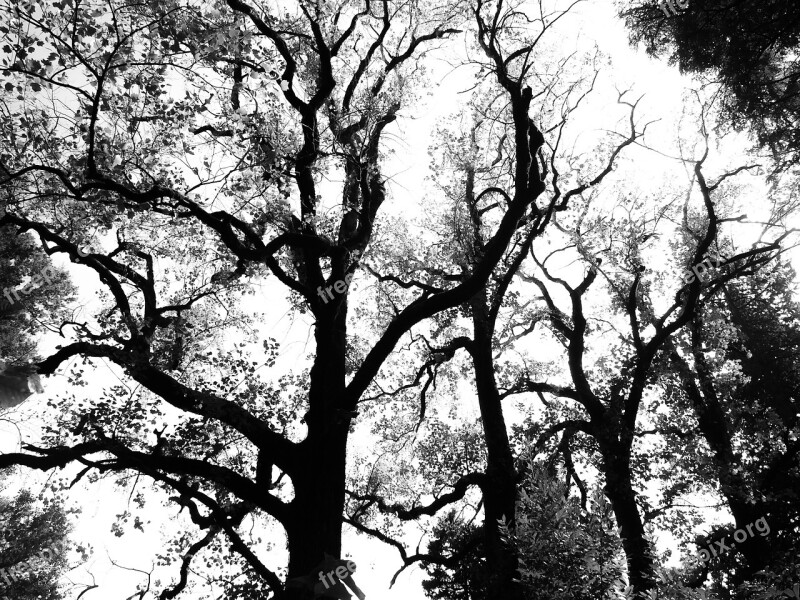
[0, 0, 563, 596]
[341, 3, 639, 597]
[511, 131, 789, 597]
[660, 258, 800, 592]
[419, 87, 637, 599]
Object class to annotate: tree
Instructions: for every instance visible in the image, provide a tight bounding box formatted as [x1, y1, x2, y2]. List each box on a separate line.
[0, 204, 74, 409]
[0, 0, 564, 597]
[620, 0, 800, 170]
[421, 460, 624, 600]
[0, 480, 75, 600]
[341, 3, 639, 597]
[442, 75, 639, 600]
[658, 258, 800, 593]
[506, 107, 792, 596]
[421, 512, 488, 600]
[0, 206, 81, 600]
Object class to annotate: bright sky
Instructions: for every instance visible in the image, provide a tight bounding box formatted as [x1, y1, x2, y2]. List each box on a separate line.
[1, 0, 795, 598]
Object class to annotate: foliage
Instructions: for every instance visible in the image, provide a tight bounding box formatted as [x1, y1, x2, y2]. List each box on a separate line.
[513, 462, 626, 600]
[421, 462, 625, 600]
[0, 219, 74, 366]
[421, 512, 488, 600]
[0, 481, 75, 600]
[620, 0, 800, 169]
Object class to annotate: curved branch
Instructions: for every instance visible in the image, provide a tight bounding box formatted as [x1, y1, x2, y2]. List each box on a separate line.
[344, 517, 458, 587]
[346, 472, 485, 520]
[159, 527, 221, 600]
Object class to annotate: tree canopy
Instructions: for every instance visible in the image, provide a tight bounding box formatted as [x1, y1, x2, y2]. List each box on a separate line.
[0, 0, 798, 599]
[621, 0, 800, 170]
[0, 481, 74, 600]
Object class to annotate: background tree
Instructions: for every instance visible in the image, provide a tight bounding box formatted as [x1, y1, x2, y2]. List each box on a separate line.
[0, 476, 77, 600]
[0, 202, 79, 600]
[421, 460, 624, 600]
[620, 0, 800, 171]
[0, 201, 74, 408]
[654, 257, 800, 596]
[421, 512, 487, 600]
[507, 110, 792, 596]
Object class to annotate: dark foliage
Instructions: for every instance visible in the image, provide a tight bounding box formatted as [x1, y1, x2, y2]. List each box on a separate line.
[622, 0, 800, 169]
[421, 464, 624, 600]
[0, 486, 72, 600]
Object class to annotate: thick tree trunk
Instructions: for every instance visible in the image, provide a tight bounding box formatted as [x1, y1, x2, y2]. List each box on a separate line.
[600, 441, 655, 599]
[675, 329, 772, 575]
[286, 430, 349, 577]
[470, 295, 524, 600]
[689, 391, 770, 573]
[285, 302, 351, 594]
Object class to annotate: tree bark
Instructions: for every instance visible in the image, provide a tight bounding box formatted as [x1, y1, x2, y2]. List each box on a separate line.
[599, 441, 655, 598]
[470, 293, 524, 600]
[285, 301, 351, 590]
[672, 333, 771, 575]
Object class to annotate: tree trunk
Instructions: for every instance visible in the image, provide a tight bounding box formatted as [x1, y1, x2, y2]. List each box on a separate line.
[689, 388, 770, 573]
[470, 295, 524, 600]
[674, 330, 772, 575]
[600, 440, 655, 599]
[285, 301, 351, 593]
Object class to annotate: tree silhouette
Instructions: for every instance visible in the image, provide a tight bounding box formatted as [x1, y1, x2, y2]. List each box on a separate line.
[620, 0, 800, 170]
[0, 0, 574, 596]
